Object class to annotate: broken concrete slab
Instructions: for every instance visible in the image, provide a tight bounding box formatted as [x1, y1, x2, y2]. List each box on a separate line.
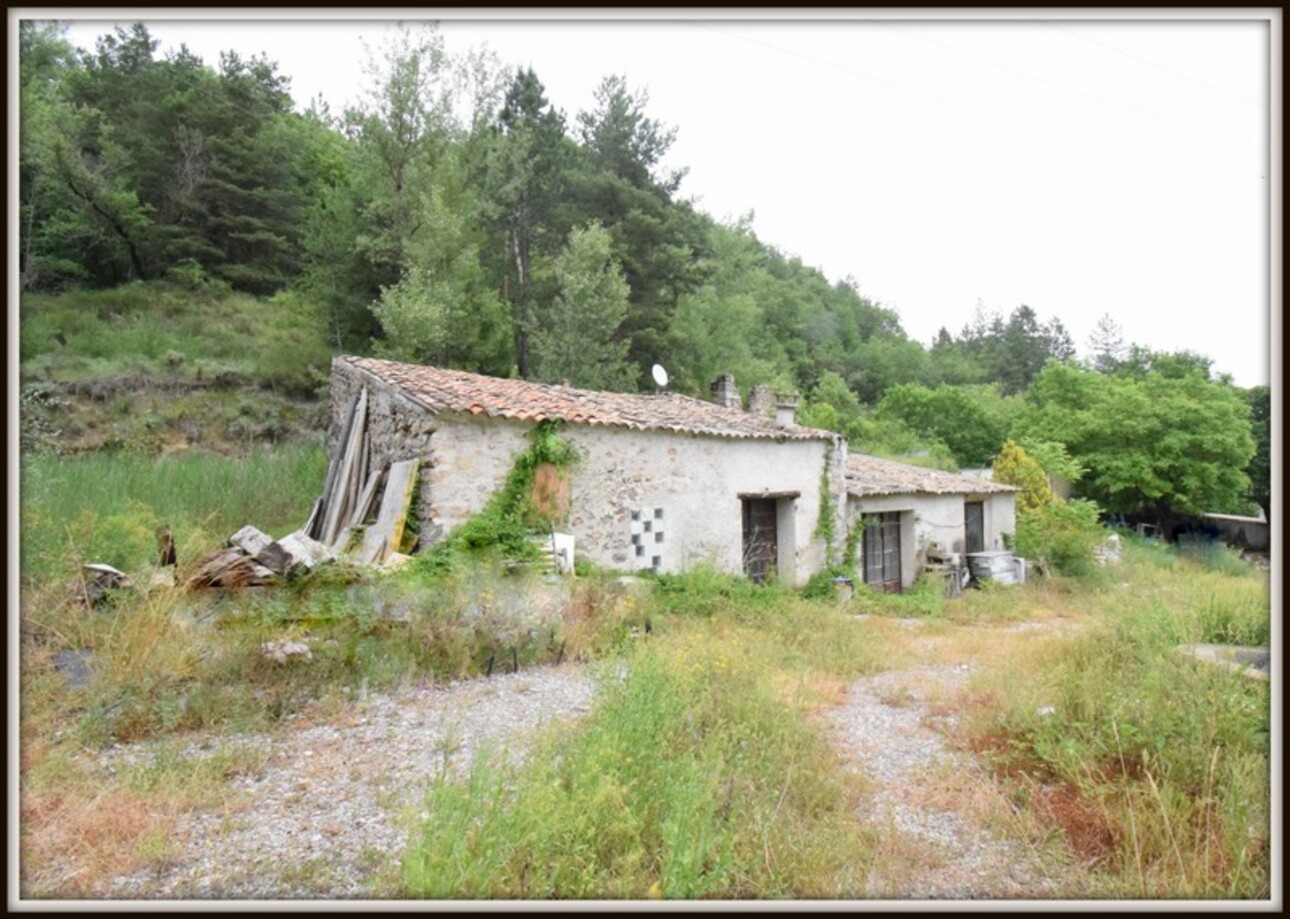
[228, 525, 274, 556]
[277, 530, 336, 572]
[1180, 643, 1270, 681]
[252, 540, 295, 576]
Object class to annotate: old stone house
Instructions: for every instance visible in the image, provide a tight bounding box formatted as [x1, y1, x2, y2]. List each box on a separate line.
[846, 454, 1018, 592]
[321, 356, 1018, 591]
[325, 357, 847, 586]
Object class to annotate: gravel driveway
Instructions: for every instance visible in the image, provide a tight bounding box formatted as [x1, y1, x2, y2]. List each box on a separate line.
[826, 661, 1069, 899]
[101, 663, 596, 899]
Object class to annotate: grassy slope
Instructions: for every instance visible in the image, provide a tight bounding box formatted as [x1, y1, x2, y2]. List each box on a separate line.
[19, 282, 337, 456]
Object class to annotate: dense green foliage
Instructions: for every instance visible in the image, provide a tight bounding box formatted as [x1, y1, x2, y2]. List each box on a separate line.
[1016, 363, 1256, 522]
[876, 383, 1020, 467]
[992, 439, 1054, 515]
[1244, 385, 1270, 520]
[530, 221, 634, 389]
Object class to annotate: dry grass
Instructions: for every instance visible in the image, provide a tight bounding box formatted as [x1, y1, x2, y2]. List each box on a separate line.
[20, 737, 266, 898]
[769, 670, 851, 713]
[861, 821, 953, 898]
[21, 785, 181, 898]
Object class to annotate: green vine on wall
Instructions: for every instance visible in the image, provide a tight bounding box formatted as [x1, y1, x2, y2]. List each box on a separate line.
[413, 420, 582, 574]
[804, 440, 865, 598]
[815, 440, 841, 566]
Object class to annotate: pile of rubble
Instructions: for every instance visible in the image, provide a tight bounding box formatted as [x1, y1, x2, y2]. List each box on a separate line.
[184, 525, 337, 590]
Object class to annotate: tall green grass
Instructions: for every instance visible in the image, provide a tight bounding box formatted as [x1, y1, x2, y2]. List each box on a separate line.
[402, 626, 874, 899]
[967, 539, 1270, 897]
[20, 445, 327, 583]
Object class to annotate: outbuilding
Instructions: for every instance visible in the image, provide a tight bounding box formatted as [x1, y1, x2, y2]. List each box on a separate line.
[845, 454, 1018, 592]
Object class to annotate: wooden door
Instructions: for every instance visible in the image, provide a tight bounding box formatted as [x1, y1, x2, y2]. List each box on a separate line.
[862, 512, 902, 593]
[965, 501, 985, 554]
[742, 498, 778, 583]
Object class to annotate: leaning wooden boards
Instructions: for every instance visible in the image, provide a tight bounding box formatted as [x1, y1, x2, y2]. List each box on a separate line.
[355, 458, 419, 566]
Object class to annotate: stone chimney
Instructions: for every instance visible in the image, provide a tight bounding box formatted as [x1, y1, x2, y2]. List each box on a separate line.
[775, 393, 799, 427]
[710, 373, 740, 410]
[747, 384, 775, 418]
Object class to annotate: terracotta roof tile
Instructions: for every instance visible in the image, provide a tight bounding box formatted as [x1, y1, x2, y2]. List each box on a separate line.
[340, 356, 836, 442]
[846, 453, 1018, 497]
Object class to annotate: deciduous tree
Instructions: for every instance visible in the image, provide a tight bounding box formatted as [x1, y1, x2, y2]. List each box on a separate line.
[1016, 362, 1255, 524]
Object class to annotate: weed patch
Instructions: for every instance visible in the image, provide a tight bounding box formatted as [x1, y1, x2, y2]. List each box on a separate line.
[960, 547, 1270, 897]
[401, 629, 873, 898]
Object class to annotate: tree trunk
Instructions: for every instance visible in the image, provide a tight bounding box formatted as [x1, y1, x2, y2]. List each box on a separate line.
[511, 228, 532, 378]
[64, 176, 148, 281]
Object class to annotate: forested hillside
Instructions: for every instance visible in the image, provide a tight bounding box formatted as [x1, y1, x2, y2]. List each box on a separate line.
[17, 21, 1268, 524]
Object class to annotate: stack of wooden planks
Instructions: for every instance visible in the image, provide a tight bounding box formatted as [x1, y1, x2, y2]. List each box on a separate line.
[187, 387, 425, 591]
[307, 387, 421, 568]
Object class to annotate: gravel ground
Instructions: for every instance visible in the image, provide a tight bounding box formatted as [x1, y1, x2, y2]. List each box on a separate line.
[99, 663, 596, 899]
[86, 617, 1076, 901]
[826, 658, 1068, 899]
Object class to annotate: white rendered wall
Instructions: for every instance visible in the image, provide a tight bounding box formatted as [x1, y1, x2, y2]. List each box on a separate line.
[847, 491, 1016, 589]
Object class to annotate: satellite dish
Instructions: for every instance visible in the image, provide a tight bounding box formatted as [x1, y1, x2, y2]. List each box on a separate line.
[651, 363, 669, 389]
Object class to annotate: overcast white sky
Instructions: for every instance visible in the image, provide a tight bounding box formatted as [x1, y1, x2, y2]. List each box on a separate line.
[48, 10, 1276, 388]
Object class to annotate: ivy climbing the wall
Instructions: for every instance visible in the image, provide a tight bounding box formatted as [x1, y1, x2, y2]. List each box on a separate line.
[412, 420, 582, 575]
[804, 439, 864, 599]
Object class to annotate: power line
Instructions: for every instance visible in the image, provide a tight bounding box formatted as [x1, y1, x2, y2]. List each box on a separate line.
[877, 20, 1253, 148]
[1052, 22, 1263, 108]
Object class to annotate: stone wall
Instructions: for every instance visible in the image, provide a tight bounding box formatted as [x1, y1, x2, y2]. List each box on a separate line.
[425, 415, 532, 542]
[560, 426, 835, 585]
[328, 359, 442, 540]
[432, 419, 838, 586]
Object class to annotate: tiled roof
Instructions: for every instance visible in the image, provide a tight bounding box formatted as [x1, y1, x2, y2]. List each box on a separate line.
[339, 356, 836, 442]
[846, 453, 1018, 497]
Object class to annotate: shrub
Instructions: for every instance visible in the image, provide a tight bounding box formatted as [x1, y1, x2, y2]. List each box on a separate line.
[993, 439, 1054, 514]
[850, 575, 943, 617]
[651, 563, 794, 619]
[998, 607, 1269, 896]
[1013, 498, 1104, 578]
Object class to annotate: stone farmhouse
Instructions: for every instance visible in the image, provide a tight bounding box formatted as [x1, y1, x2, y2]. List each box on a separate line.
[319, 356, 1017, 592]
